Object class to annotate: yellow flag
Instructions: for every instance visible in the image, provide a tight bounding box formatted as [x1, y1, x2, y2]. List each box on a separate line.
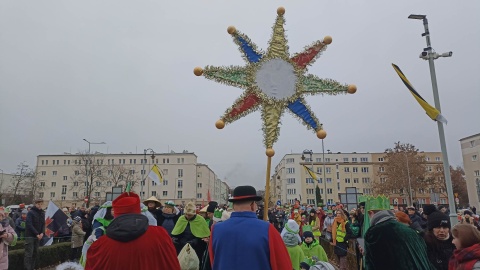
[148, 164, 163, 185]
[392, 64, 447, 124]
[303, 165, 318, 181]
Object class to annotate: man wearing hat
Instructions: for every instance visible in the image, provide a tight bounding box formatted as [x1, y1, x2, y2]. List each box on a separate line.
[24, 198, 45, 270]
[364, 196, 432, 269]
[143, 196, 162, 223]
[158, 200, 180, 236]
[206, 201, 218, 229]
[209, 185, 292, 270]
[85, 192, 180, 270]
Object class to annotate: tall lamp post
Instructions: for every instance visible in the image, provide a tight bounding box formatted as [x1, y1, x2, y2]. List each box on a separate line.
[301, 149, 316, 208]
[83, 139, 106, 208]
[141, 148, 156, 200]
[408, 14, 456, 225]
[404, 152, 413, 206]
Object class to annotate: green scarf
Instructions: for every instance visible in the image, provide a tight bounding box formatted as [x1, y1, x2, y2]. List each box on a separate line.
[171, 215, 210, 238]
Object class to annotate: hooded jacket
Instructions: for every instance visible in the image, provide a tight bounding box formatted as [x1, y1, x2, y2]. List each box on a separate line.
[85, 214, 180, 270]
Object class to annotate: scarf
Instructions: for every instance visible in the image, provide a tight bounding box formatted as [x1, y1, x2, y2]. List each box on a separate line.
[331, 216, 346, 244]
[449, 243, 480, 270]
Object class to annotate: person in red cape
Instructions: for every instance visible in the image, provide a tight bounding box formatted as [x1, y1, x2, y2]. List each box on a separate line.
[209, 185, 292, 270]
[85, 192, 180, 270]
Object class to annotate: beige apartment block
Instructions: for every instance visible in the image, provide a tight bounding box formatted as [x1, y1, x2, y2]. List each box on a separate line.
[35, 152, 230, 208]
[271, 150, 446, 209]
[460, 133, 480, 209]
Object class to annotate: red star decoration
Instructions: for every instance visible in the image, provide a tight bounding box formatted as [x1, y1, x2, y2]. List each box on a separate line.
[45, 216, 55, 237]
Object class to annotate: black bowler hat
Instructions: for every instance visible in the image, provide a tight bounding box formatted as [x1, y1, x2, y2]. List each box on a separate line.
[228, 186, 263, 202]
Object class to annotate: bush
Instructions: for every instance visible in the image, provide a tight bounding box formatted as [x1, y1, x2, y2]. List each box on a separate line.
[9, 240, 25, 251]
[9, 242, 71, 270]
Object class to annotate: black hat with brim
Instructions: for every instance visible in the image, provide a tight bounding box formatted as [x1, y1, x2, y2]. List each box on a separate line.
[228, 186, 263, 202]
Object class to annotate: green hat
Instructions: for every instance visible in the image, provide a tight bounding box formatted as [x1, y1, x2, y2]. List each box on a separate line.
[164, 201, 175, 208]
[366, 195, 390, 211]
[213, 209, 223, 222]
[327, 210, 333, 214]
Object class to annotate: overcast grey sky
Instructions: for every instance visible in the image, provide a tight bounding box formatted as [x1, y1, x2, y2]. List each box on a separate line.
[1, 1, 479, 189]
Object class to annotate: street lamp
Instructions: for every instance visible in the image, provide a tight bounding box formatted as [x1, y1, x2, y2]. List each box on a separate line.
[408, 14, 457, 226]
[404, 152, 413, 206]
[301, 149, 316, 207]
[82, 139, 106, 208]
[141, 148, 156, 200]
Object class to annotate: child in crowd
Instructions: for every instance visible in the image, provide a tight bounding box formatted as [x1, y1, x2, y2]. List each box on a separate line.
[301, 231, 328, 263]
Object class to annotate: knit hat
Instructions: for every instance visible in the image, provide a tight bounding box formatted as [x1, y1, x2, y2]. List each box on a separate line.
[395, 211, 411, 224]
[281, 219, 301, 244]
[74, 216, 82, 222]
[19, 203, 25, 209]
[464, 210, 473, 216]
[300, 262, 311, 270]
[428, 211, 450, 230]
[422, 204, 436, 216]
[22, 209, 28, 214]
[185, 202, 196, 215]
[207, 201, 218, 213]
[303, 230, 314, 239]
[112, 192, 141, 217]
[283, 232, 299, 247]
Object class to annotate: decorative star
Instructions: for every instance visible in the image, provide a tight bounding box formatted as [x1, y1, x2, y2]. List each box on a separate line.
[194, 7, 356, 149]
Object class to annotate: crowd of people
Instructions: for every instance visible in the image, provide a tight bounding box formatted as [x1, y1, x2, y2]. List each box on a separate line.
[1, 190, 480, 269]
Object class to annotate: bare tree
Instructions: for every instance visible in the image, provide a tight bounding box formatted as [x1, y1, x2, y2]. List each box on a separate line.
[104, 164, 142, 193]
[371, 142, 427, 205]
[69, 152, 107, 207]
[429, 165, 467, 206]
[8, 162, 34, 204]
[21, 169, 44, 203]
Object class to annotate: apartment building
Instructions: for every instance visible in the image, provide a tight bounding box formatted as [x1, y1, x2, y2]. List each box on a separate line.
[460, 133, 480, 209]
[35, 151, 230, 207]
[271, 150, 446, 208]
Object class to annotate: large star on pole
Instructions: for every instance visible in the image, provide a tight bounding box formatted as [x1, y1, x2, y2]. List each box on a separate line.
[194, 7, 356, 149]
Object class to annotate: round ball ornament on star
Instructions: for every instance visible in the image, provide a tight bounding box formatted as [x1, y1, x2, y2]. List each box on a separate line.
[194, 7, 356, 149]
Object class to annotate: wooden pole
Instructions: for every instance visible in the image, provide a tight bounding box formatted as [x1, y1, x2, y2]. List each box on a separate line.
[264, 148, 274, 221]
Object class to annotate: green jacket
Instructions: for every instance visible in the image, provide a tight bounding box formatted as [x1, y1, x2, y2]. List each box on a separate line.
[301, 239, 328, 262]
[286, 245, 305, 270]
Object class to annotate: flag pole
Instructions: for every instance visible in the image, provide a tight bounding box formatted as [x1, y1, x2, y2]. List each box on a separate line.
[264, 149, 275, 221]
[410, 15, 457, 226]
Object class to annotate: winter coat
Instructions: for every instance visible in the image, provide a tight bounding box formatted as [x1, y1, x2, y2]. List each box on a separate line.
[286, 245, 305, 270]
[0, 224, 17, 270]
[14, 217, 26, 239]
[423, 232, 455, 270]
[301, 239, 328, 262]
[25, 206, 45, 237]
[449, 243, 480, 270]
[71, 221, 86, 248]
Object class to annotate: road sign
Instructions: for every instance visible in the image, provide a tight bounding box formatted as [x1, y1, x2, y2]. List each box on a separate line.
[276, 200, 281, 206]
[393, 198, 399, 204]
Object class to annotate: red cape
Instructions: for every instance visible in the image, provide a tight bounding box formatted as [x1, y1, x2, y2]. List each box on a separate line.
[85, 226, 180, 270]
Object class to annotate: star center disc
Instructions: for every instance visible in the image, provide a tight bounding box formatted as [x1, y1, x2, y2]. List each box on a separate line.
[255, 58, 297, 100]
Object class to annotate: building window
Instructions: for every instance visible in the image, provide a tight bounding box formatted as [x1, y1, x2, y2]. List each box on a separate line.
[41, 171, 46, 176]
[353, 167, 358, 173]
[287, 178, 296, 184]
[107, 181, 112, 187]
[470, 140, 475, 147]
[178, 180, 183, 188]
[73, 181, 78, 187]
[435, 157, 441, 161]
[426, 157, 430, 161]
[151, 191, 157, 196]
[129, 170, 135, 175]
[361, 167, 369, 173]
[378, 157, 384, 162]
[426, 166, 432, 172]
[344, 167, 350, 173]
[178, 169, 183, 178]
[362, 178, 370, 184]
[63, 176, 67, 181]
[379, 167, 385, 172]
[316, 158, 321, 162]
[40, 182, 45, 187]
[325, 168, 331, 174]
[380, 177, 386, 183]
[177, 191, 183, 199]
[141, 169, 145, 175]
[327, 199, 334, 204]
[325, 158, 331, 162]
[353, 178, 359, 183]
[306, 199, 315, 205]
[343, 158, 349, 162]
[151, 180, 157, 186]
[163, 180, 168, 186]
[62, 185, 67, 194]
[327, 188, 333, 194]
[163, 191, 168, 196]
[352, 158, 357, 163]
[96, 181, 101, 186]
[52, 171, 57, 176]
[345, 178, 351, 184]
[326, 178, 332, 183]
[287, 189, 296, 195]
[440, 198, 446, 204]
[197, 183, 202, 188]
[51, 182, 56, 187]
[74, 170, 79, 176]
[306, 189, 314, 194]
[286, 158, 295, 163]
[39, 192, 44, 198]
[475, 170, 480, 177]
[42, 160, 44, 165]
[360, 157, 368, 162]
[473, 155, 478, 161]
[197, 193, 202, 199]
[50, 192, 55, 198]
[163, 169, 168, 176]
